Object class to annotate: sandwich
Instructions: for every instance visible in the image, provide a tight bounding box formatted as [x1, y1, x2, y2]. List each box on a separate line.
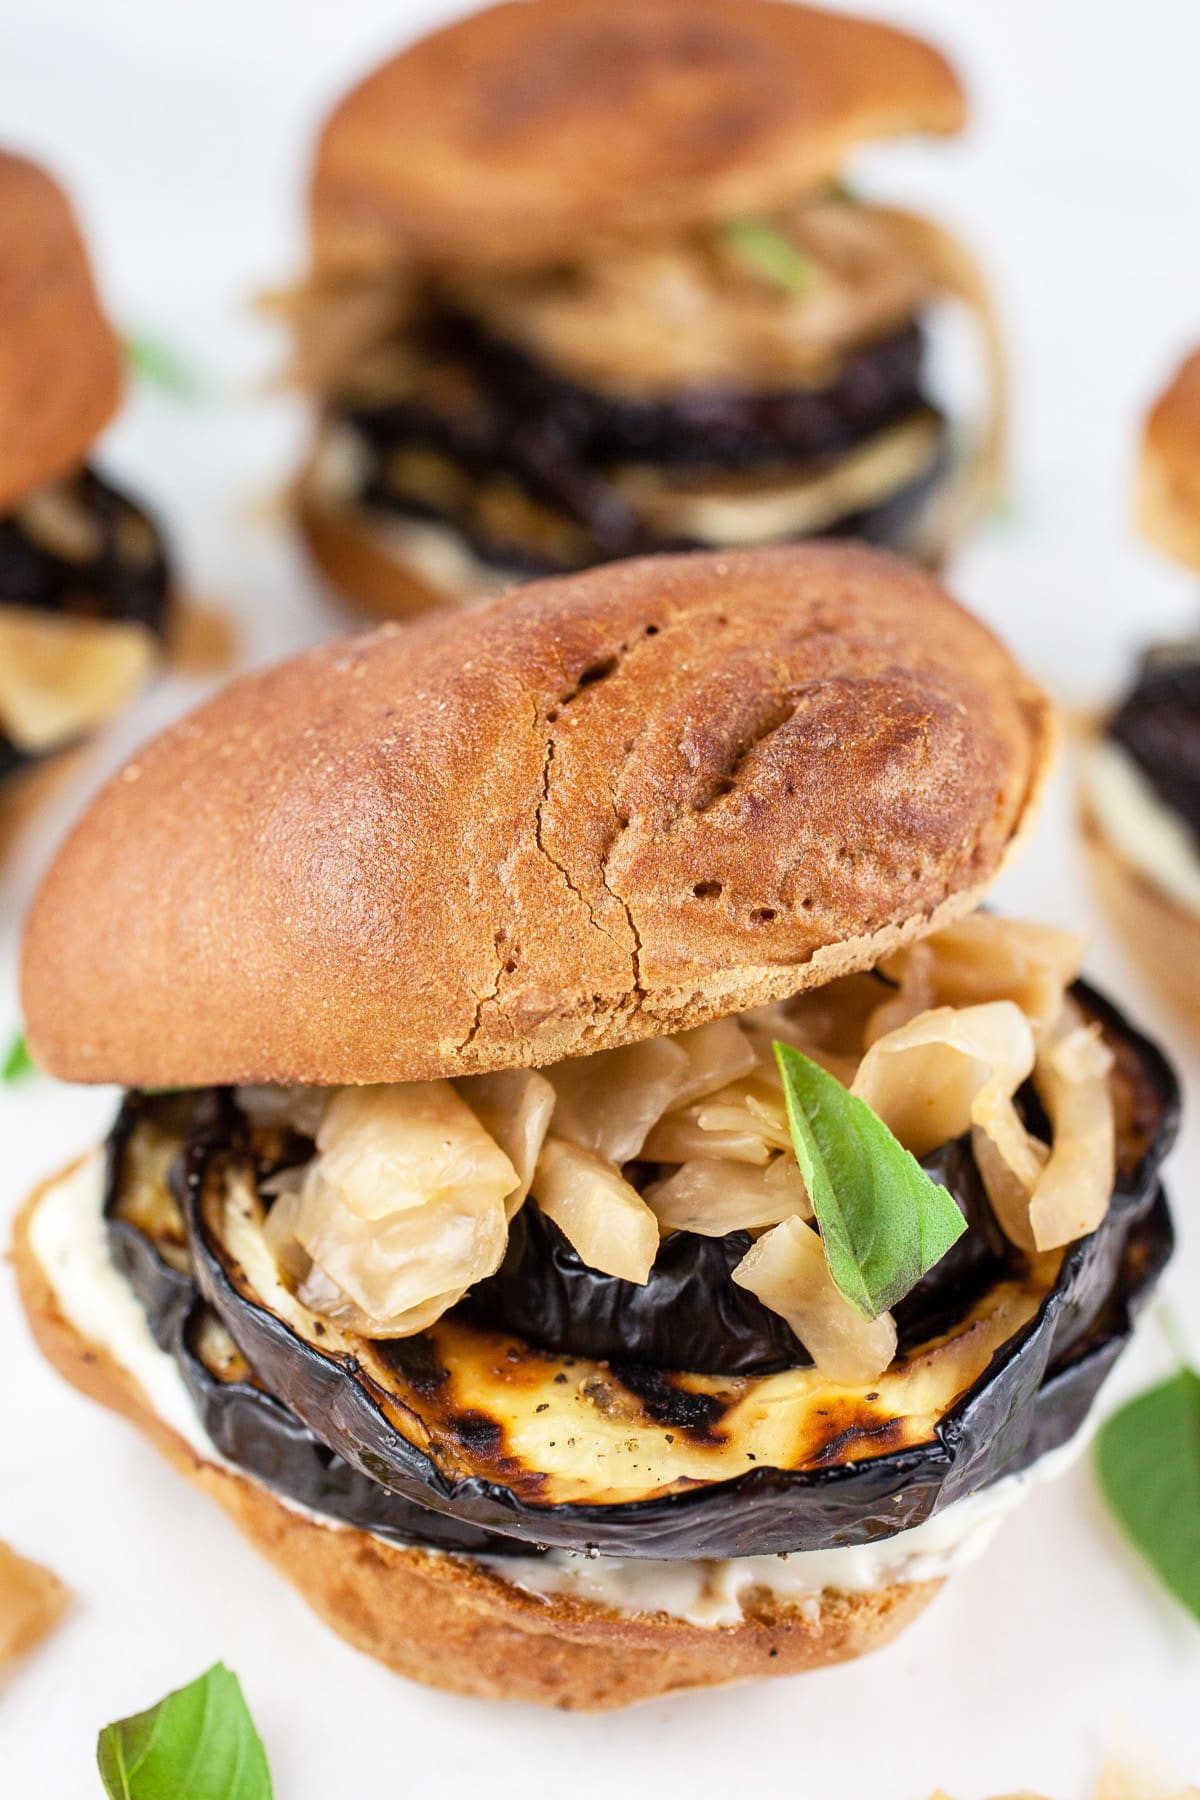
[1078, 345, 1200, 1022]
[285, 0, 1002, 620]
[0, 150, 172, 828]
[14, 544, 1175, 1707]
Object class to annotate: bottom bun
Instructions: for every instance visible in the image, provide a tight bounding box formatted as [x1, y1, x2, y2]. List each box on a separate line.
[296, 483, 506, 623]
[13, 1176, 939, 1709]
[1079, 803, 1200, 1029]
[295, 466, 954, 627]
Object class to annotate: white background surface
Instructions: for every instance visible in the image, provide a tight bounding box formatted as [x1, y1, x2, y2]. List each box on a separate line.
[2, 2, 1200, 1793]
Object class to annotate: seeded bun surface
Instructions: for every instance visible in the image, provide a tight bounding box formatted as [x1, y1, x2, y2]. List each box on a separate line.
[0, 152, 123, 510]
[22, 544, 1053, 1088]
[1139, 346, 1200, 570]
[311, 0, 965, 275]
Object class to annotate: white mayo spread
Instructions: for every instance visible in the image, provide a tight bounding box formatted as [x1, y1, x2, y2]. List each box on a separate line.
[1082, 734, 1200, 916]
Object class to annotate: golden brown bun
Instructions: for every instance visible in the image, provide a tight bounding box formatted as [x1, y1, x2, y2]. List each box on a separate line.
[1139, 347, 1200, 571]
[296, 477, 473, 621]
[1079, 800, 1200, 1028]
[22, 543, 1053, 1089]
[311, 0, 965, 274]
[12, 1175, 939, 1708]
[0, 152, 123, 511]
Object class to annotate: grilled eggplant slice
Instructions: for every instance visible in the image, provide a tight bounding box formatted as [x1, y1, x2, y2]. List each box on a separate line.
[104, 1107, 535, 1558]
[464, 1135, 1012, 1375]
[160, 982, 1177, 1559]
[339, 314, 947, 574]
[0, 465, 171, 783]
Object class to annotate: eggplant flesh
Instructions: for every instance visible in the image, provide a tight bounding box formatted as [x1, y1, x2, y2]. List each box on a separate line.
[340, 312, 947, 574]
[104, 1107, 538, 1559]
[159, 981, 1179, 1559]
[0, 465, 172, 782]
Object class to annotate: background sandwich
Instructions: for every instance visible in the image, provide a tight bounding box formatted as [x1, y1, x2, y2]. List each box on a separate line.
[1078, 345, 1200, 1024]
[284, 0, 1002, 620]
[0, 150, 172, 840]
[15, 545, 1175, 1706]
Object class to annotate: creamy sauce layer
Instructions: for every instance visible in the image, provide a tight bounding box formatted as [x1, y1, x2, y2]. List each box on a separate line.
[1082, 736, 1200, 915]
[30, 1153, 1081, 1629]
[30, 1153, 218, 1461]
[485, 1439, 1078, 1625]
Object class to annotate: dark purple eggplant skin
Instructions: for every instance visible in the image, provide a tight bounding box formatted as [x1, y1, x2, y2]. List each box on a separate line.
[340, 311, 947, 574]
[174, 1305, 538, 1558]
[103, 1104, 537, 1558]
[182, 981, 1180, 1559]
[463, 1210, 810, 1375]
[1108, 641, 1200, 852]
[354, 421, 947, 579]
[0, 465, 171, 783]
[464, 1136, 1012, 1375]
[346, 316, 930, 479]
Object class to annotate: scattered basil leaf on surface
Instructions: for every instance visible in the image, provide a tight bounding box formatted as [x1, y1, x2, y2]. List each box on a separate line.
[2, 1030, 36, 1084]
[124, 331, 203, 400]
[773, 1041, 967, 1320]
[718, 218, 821, 295]
[1094, 1365, 1200, 1624]
[97, 1662, 272, 1800]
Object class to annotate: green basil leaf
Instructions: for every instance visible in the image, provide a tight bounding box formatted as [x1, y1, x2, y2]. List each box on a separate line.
[124, 331, 203, 400]
[1094, 1367, 1200, 1624]
[773, 1041, 967, 1320]
[2, 1030, 36, 1084]
[718, 218, 822, 295]
[97, 1663, 272, 1800]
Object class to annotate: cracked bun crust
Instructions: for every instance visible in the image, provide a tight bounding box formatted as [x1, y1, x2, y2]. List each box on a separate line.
[1139, 346, 1200, 570]
[12, 1177, 940, 1708]
[311, 0, 965, 275]
[21, 544, 1054, 1089]
[0, 152, 123, 511]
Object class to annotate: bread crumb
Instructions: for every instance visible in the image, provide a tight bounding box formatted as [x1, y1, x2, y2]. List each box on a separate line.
[0, 1538, 70, 1670]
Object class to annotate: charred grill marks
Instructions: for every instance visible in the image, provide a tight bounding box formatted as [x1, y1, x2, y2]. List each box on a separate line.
[96, 987, 1178, 1557]
[606, 1365, 732, 1441]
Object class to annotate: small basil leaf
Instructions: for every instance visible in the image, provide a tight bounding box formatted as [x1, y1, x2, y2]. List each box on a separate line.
[3, 1030, 36, 1084]
[124, 331, 203, 400]
[1094, 1367, 1200, 1624]
[97, 1662, 272, 1800]
[718, 218, 821, 295]
[773, 1041, 967, 1320]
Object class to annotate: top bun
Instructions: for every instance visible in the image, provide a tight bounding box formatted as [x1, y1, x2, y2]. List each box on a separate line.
[310, 0, 965, 275]
[1139, 346, 1200, 571]
[0, 151, 123, 511]
[22, 545, 1052, 1089]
